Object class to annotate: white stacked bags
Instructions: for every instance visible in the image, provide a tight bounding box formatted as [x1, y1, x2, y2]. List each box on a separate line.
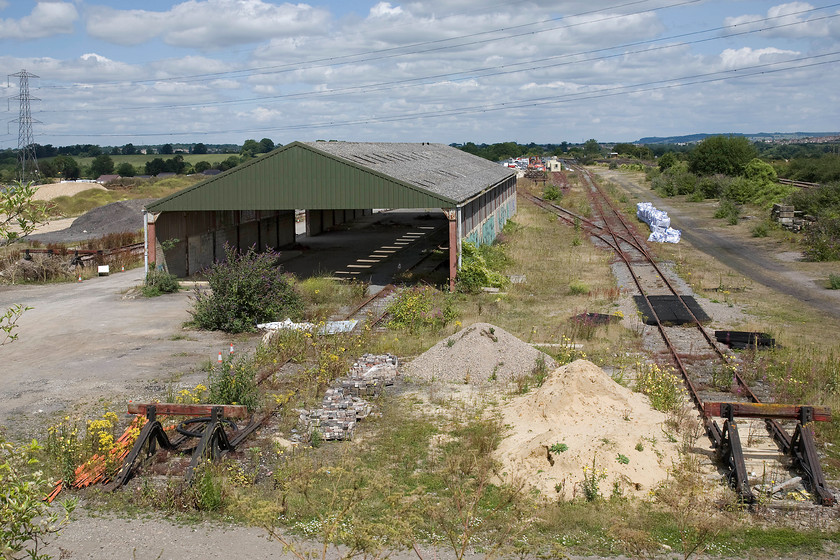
[636, 202, 681, 243]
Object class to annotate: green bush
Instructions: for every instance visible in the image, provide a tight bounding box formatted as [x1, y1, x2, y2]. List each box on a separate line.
[142, 269, 180, 297]
[752, 222, 770, 238]
[650, 164, 698, 197]
[829, 273, 840, 290]
[456, 242, 509, 293]
[803, 218, 840, 262]
[190, 245, 303, 333]
[714, 199, 741, 225]
[786, 182, 840, 219]
[543, 184, 562, 201]
[386, 285, 456, 332]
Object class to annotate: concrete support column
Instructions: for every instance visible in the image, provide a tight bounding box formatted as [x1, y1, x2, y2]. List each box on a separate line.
[445, 209, 457, 292]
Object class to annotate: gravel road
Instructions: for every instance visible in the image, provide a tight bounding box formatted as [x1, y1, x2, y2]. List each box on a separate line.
[0, 268, 244, 438]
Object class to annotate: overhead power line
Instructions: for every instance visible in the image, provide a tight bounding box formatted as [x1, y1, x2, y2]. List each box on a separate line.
[34, 9, 840, 117]
[37, 0, 703, 90]
[44, 52, 840, 139]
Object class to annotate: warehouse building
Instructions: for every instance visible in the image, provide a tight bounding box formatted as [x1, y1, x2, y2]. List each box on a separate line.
[144, 141, 517, 289]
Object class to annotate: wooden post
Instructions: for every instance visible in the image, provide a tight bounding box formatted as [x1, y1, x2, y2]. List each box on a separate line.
[147, 213, 156, 267]
[445, 209, 457, 292]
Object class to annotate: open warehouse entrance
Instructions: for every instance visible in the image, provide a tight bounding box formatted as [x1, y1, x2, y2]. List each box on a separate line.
[144, 141, 517, 289]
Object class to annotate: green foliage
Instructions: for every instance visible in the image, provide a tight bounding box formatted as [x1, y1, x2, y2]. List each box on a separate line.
[751, 222, 770, 238]
[456, 241, 510, 293]
[89, 154, 114, 177]
[723, 170, 793, 208]
[115, 162, 136, 177]
[803, 218, 840, 262]
[207, 354, 260, 410]
[650, 163, 698, 197]
[616, 454, 630, 465]
[190, 461, 224, 511]
[657, 151, 678, 171]
[714, 199, 741, 225]
[786, 182, 840, 219]
[141, 269, 180, 297]
[634, 363, 687, 413]
[543, 184, 562, 201]
[744, 158, 777, 183]
[581, 455, 607, 502]
[829, 273, 840, 290]
[568, 280, 590, 295]
[1, 304, 32, 346]
[688, 135, 758, 176]
[550, 442, 569, 453]
[783, 153, 840, 183]
[386, 285, 456, 332]
[1, 433, 76, 560]
[1, 181, 49, 245]
[190, 245, 304, 333]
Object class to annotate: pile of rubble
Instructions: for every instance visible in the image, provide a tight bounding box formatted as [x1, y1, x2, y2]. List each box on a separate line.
[297, 354, 398, 442]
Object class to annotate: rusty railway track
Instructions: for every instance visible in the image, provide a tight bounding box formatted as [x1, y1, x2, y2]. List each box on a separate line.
[524, 168, 834, 506]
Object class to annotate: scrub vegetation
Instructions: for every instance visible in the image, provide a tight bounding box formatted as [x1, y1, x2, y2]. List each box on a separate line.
[5, 158, 840, 559]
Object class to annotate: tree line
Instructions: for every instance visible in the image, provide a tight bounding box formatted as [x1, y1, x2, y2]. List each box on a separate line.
[0, 138, 278, 183]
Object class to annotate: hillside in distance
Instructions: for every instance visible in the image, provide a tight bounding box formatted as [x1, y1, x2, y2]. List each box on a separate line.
[636, 132, 839, 144]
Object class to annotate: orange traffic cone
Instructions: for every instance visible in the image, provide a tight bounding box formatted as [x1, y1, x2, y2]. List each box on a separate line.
[229, 343, 234, 355]
[77, 274, 82, 282]
[217, 351, 223, 363]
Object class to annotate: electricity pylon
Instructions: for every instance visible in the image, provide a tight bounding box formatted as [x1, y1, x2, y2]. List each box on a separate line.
[9, 69, 41, 183]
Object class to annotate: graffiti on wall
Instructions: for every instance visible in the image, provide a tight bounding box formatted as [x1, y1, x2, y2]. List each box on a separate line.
[464, 196, 516, 246]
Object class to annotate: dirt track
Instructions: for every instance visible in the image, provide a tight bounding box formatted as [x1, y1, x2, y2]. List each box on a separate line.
[593, 168, 840, 320]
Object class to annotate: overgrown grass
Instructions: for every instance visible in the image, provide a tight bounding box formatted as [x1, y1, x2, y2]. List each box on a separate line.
[296, 275, 368, 320]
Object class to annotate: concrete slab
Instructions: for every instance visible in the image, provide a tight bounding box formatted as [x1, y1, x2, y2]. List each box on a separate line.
[280, 210, 448, 286]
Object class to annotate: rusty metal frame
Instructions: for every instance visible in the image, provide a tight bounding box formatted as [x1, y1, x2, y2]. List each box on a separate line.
[109, 403, 248, 489]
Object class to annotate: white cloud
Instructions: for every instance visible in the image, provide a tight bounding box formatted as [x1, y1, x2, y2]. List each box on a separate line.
[369, 2, 403, 19]
[719, 47, 798, 68]
[724, 2, 838, 39]
[0, 1, 77, 40]
[86, 0, 331, 48]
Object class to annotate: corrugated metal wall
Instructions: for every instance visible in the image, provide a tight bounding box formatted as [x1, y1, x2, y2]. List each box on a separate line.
[462, 175, 517, 246]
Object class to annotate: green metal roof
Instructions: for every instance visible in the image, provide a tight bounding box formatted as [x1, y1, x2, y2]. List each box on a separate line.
[145, 141, 511, 213]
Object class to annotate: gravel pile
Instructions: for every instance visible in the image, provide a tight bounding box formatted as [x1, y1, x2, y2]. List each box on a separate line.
[403, 322, 556, 386]
[29, 199, 153, 244]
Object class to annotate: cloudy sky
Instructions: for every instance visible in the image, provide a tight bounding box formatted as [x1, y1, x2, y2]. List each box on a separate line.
[1, 0, 838, 148]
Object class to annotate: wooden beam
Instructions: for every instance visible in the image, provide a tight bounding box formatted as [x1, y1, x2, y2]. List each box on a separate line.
[704, 402, 831, 422]
[127, 402, 250, 419]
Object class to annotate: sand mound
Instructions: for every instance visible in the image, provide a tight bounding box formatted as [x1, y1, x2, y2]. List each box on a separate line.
[403, 322, 556, 385]
[494, 359, 681, 501]
[32, 182, 107, 201]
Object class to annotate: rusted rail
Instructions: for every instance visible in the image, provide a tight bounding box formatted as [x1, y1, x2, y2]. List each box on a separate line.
[526, 167, 835, 506]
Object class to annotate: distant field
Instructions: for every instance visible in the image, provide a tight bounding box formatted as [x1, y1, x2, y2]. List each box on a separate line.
[50, 153, 237, 168]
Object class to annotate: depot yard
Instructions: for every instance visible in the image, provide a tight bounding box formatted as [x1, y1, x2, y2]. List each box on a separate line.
[4, 168, 840, 559]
